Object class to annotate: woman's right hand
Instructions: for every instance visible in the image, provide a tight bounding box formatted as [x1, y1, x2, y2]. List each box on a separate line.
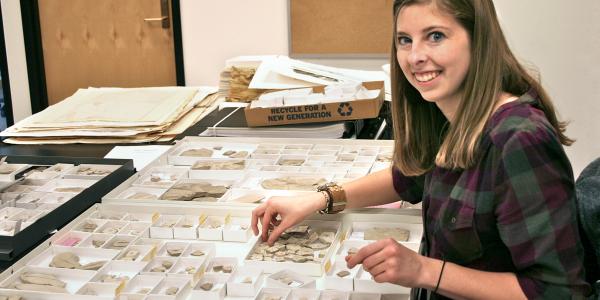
[251, 192, 327, 245]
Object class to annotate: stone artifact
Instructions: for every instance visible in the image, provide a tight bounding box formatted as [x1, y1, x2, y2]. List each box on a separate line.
[184, 266, 196, 274]
[50, 252, 81, 269]
[336, 270, 351, 278]
[261, 176, 327, 191]
[213, 146, 223, 150]
[319, 232, 335, 244]
[150, 266, 167, 273]
[254, 149, 279, 155]
[127, 192, 157, 200]
[222, 150, 248, 158]
[181, 148, 213, 157]
[80, 221, 98, 232]
[376, 153, 393, 162]
[261, 295, 283, 300]
[147, 173, 178, 186]
[211, 263, 233, 273]
[179, 220, 194, 228]
[160, 182, 228, 201]
[364, 227, 410, 242]
[79, 287, 98, 295]
[190, 249, 205, 257]
[16, 272, 67, 293]
[151, 260, 173, 272]
[248, 225, 336, 264]
[55, 187, 84, 193]
[337, 155, 355, 162]
[166, 247, 183, 257]
[80, 261, 106, 271]
[76, 166, 110, 176]
[202, 218, 223, 229]
[278, 159, 305, 166]
[199, 282, 213, 291]
[20, 273, 66, 287]
[100, 274, 128, 283]
[165, 287, 179, 295]
[192, 160, 245, 170]
[14, 283, 67, 293]
[120, 249, 140, 261]
[5, 184, 35, 193]
[137, 288, 151, 294]
[159, 221, 177, 228]
[102, 226, 120, 234]
[108, 239, 129, 249]
[241, 277, 253, 284]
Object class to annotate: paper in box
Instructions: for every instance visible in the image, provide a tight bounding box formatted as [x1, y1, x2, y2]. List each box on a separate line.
[244, 81, 384, 127]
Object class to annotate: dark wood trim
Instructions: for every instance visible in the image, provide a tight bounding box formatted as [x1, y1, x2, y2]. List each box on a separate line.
[20, 0, 48, 114]
[0, 4, 15, 126]
[171, 0, 185, 86]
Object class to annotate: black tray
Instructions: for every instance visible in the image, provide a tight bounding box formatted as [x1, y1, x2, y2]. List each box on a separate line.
[0, 155, 135, 263]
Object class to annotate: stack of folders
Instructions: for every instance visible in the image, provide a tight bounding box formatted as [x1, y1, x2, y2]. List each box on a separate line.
[1, 86, 221, 144]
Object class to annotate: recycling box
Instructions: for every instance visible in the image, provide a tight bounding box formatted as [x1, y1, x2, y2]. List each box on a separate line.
[244, 81, 384, 127]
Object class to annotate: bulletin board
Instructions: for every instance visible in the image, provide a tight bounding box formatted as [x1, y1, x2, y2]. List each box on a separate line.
[289, 0, 394, 57]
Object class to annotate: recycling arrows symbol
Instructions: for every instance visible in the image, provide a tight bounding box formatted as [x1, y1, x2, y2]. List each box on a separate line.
[337, 102, 353, 117]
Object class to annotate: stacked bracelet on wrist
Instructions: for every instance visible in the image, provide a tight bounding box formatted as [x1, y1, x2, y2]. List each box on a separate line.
[316, 182, 347, 214]
[318, 190, 331, 214]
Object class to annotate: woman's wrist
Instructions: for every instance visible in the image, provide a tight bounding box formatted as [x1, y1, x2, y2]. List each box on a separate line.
[415, 256, 445, 290]
[311, 191, 328, 213]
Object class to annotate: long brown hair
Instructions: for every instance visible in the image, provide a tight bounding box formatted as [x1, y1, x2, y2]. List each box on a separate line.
[391, 0, 572, 176]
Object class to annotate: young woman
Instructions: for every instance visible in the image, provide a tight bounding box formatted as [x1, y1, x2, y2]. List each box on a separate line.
[251, 0, 591, 298]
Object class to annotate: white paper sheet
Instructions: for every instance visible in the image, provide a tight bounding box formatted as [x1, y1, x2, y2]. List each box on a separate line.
[249, 56, 387, 90]
[104, 145, 172, 170]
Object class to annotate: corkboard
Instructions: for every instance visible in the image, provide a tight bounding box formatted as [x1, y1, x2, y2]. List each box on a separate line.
[289, 0, 394, 57]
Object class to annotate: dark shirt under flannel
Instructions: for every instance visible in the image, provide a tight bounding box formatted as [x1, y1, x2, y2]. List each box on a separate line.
[392, 90, 591, 299]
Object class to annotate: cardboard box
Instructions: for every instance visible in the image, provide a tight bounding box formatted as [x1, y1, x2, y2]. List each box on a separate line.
[244, 81, 384, 127]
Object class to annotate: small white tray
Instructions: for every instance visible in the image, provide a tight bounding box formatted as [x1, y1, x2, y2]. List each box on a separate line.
[226, 265, 263, 297]
[0, 265, 96, 294]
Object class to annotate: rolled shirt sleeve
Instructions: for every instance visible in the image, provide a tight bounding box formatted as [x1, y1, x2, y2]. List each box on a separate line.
[391, 166, 425, 204]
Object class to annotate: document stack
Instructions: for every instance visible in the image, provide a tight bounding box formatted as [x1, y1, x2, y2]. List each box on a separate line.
[1, 86, 220, 144]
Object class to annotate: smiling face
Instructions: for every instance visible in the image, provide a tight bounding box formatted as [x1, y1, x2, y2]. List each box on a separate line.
[395, 2, 471, 119]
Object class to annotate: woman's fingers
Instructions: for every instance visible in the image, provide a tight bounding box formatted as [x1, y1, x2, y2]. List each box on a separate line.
[347, 239, 387, 268]
[261, 206, 275, 242]
[367, 259, 391, 279]
[360, 247, 388, 272]
[251, 204, 266, 236]
[267, 217, 294, 245]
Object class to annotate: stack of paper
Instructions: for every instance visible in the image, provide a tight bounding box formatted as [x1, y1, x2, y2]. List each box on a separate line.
[1, 86, 221, 144]
[219, 56, 387, 103]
